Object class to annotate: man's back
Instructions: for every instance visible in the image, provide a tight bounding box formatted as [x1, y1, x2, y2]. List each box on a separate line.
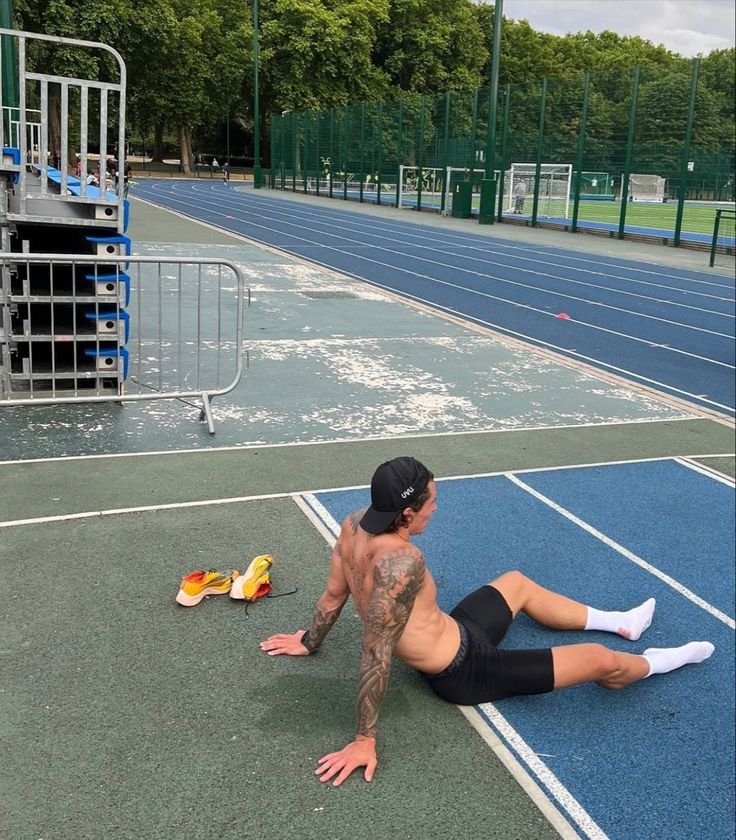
[336, 510, 460, 675]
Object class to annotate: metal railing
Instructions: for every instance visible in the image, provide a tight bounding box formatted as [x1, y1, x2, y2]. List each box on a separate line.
[0, 27, 127, 231]
[0, 254, 249, 433]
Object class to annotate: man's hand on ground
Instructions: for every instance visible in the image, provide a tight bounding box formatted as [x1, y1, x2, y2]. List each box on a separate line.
[260, 631, 311, 656]
[315, 736, 377, 786]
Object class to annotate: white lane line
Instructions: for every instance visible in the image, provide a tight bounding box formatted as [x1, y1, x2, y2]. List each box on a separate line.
[134, 187, 735, 369]
[674, 456, 736, 487]
[505, 472, 735, 629]
[222, 193, 735, 309]
[477, 704, 608, 840]
[168, 186, 736, 332]
[293, 493, 339, 545]
[294, 491, 586, 840]
[192, 181, 734, 292]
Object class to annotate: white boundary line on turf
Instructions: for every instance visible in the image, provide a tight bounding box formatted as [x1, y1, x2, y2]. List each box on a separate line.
[294, 491, 585, 840]
[131, 186, 734, 418]
[2, 454, 735, 529]
[506, 472, 735, 629]
[674, 456, 735, 487]
[0, 417, 707, 467]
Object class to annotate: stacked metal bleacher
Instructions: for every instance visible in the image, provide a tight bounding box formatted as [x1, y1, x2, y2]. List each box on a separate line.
[0, 27, 130, 399]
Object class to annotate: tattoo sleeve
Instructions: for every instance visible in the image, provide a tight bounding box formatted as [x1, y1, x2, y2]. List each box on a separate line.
[355, 547, 425, 739]
[302, 594, 346, 653]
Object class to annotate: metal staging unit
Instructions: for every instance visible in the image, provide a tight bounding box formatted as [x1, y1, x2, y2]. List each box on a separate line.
[0, 27, 131, 402]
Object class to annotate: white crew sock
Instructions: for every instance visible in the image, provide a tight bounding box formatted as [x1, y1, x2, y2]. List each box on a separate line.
[584, 597, 656, 640]
[642, 641, 715, 677]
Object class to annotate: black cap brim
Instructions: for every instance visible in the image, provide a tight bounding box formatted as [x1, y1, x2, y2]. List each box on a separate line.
[359, 506, 400, 535]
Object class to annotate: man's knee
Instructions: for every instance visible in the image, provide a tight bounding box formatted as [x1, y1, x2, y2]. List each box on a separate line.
[489, 570, 528, 591]
[588, 644, 621, 683]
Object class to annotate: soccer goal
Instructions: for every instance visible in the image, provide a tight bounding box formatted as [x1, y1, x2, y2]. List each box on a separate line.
[629, 174, 667, 202]
[580, 171, 614, 201]
[443, 167, 500, 216]
[504, 163, 573, 219]
[398, 165, 445, 209]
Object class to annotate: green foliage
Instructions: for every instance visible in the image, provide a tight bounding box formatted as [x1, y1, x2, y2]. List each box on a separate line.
[11, 0, 734, 166]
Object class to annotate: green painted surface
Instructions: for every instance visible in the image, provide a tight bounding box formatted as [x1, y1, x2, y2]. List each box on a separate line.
[0, 499, 558, 840]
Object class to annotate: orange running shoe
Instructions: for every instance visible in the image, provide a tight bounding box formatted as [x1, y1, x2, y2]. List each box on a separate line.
[230, 555, 273, 601]
[175, 569, 239, 606]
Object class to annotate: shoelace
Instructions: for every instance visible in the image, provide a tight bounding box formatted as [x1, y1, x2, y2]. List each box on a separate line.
[243, 586, 299, 617]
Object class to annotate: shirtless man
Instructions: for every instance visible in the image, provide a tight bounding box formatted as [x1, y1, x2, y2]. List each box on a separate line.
[260, 456, 715, 786]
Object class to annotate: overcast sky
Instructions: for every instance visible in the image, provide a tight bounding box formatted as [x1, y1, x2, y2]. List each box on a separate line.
[501, 0, 736, 57]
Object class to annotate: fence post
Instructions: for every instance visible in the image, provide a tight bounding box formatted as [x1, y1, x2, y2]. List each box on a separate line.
[342, 107, 349, 200]
[377, 101, 383, 205]
[571, 71, 590, 233]
[496, 83, 510, 220]
[468, 88, 479, 173]
[291, 111, 297, 192]
[359, 102, 365, 202]
[674, 58, 700, 247]
[328, 107, 335, 198]
[618, 66, 640, 239]
[709, 209, 721, 267]
[416, 95, 426, 211]
[396, 99, 404, 207]
[531, 77, 548, 227]
[440, 92, 451, 214]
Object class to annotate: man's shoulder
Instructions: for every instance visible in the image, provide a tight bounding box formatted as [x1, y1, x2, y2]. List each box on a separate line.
[343, 508, 368, 534]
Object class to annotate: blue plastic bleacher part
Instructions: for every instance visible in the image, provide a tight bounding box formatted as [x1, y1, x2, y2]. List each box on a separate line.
[2, 146, 21, 184]
[83, 309, 130, 344]
[85, 233, 131, 254]
[82, 272, 131, 307]
[83, 346, 129, 381]
[31, 164, 129, 231]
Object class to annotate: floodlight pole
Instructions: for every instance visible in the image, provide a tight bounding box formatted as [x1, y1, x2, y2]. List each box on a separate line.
[252, 0, 262, 188]
[479, 0, 503, 224]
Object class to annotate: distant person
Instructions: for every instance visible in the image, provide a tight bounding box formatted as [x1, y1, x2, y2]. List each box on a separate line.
[85, 171, 99, 188]
[212, 157, 219, 169]
[222, 160, 230, 183]
[261, 456, 715, 786]
[513, 179, 527, 213]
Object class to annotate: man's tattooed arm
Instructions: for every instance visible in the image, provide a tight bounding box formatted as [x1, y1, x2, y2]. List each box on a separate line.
[354, 546, 425, 739]
[301, 537, 350, 653]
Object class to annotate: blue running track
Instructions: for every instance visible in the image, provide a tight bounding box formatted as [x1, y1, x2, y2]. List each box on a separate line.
[305, 458, 735, 840]
[132, 180, 736, 417]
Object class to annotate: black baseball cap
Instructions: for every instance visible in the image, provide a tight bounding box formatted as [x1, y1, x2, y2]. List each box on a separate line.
[360, 456, 432, 534]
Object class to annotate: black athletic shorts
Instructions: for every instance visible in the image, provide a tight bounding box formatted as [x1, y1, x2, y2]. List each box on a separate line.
[422, 585, 555, 705]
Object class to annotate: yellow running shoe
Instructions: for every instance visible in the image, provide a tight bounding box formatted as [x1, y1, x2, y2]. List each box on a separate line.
[175, 569, 239, 607]
[230, 555, 273, 601]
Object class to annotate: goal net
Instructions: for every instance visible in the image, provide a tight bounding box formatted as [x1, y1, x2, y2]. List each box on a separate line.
[580, 171, 614, 201]
[398, 165, 445, 209]
[629, 174, 667, 202]
[504, 163, 572, 219]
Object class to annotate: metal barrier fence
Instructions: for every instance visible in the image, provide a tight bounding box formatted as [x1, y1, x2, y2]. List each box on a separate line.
[0, 254, 248, 433]
[270, 62, 735, 248]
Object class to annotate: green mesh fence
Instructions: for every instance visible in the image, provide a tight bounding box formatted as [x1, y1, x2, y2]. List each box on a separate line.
[269, 62, 735, 248]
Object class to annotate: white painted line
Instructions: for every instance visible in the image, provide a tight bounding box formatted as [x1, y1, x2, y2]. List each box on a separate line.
[4, 455, 736, 529]
[477, 704, 609, 840]
[674, 456, 736, 487]
[506, 472, 736, 629]
[0, 490, 291, 529]
[0, 417, 709, 467]
[300, 493, 342, 537]
[293, 494, 338, 546]
[459, 706, 583, 840]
